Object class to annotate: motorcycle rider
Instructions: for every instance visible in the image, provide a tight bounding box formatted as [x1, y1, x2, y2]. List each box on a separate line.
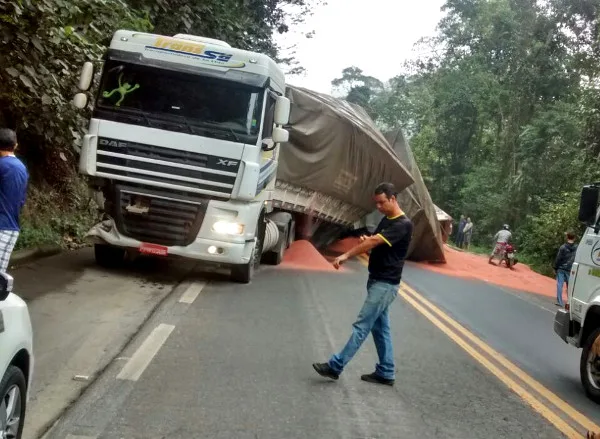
[489, 224, 512, 265]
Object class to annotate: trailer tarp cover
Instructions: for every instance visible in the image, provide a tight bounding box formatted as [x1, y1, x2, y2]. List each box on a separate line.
[277, 86, 414, 217]
[383, 129, 446, 263]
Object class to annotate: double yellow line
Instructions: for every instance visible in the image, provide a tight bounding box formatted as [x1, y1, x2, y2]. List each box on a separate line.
[356, 254, 598, 438]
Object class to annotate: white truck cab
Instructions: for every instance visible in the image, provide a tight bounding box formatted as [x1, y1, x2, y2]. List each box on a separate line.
[554, 184, 600, 403]
[0, 272, 34, 438]
[73, 30, 293, 283]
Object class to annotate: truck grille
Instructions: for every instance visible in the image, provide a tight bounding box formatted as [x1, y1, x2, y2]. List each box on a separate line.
[111, 185, 208, 247]
[96, 137, 240, 198]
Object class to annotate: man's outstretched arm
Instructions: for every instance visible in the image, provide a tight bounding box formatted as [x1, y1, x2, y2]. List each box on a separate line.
[333, 235, 387, 269]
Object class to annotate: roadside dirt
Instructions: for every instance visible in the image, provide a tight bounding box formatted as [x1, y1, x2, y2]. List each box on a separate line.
[329, 238, 557, 299]
[414, 246, 557, 299]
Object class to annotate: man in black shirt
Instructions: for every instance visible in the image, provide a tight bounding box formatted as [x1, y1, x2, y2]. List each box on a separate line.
[313, 182, 413, 386]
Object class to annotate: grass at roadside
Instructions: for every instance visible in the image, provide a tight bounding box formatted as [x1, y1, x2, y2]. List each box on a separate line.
[16, 179, 97, 252]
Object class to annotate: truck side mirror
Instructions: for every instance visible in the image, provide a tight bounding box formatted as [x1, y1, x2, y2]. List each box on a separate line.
[579, 185, 599, 226]
[0, 272, 14, 301]
[73, 93, 88, 109]
[272, 127, 289, 144]
[274, 96, 291, 126]
[78, 62, 94, 91]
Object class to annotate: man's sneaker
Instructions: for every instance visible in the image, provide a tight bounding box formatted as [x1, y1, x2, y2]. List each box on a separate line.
[312, 362, 339, 380]
[361, 372, 395, 386]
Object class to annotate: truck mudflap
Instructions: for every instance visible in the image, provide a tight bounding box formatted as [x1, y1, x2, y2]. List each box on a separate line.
[554, 308, 572, 343]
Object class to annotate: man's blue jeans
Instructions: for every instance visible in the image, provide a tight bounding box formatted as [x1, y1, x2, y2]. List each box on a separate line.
[556, 269, 570, 306]
[328, 279, 399, 380]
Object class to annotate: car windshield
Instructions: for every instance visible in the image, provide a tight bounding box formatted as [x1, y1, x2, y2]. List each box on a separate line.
[95, 60, 264, 143]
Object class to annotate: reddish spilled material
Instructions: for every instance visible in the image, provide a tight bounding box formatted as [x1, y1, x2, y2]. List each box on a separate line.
[328, 237, 361, 255]
[280, 240, 341, 272]
[412, 246, 557, 299]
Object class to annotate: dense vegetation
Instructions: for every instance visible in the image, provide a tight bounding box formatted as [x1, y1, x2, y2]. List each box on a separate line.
[0, 0, 318, 250]
[332, 0, 600, 274]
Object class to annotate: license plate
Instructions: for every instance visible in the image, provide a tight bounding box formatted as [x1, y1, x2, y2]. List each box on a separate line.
[139, 243, 168, 256]
[507, 253, 514, 258]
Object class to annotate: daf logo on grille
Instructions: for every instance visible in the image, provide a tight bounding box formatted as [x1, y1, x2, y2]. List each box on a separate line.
[99, 139, 128, 148]
[217, 159, 238, 167]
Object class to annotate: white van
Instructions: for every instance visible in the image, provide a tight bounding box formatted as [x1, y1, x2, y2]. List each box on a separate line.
[554, 184, 600, 404]
[0, 272, 34, 438]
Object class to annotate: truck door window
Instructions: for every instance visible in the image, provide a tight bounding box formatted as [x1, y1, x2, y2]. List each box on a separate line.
[262, 93, 277, 140]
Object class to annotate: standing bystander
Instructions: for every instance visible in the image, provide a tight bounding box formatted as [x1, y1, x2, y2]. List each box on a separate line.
[553, 232, 577, 307]
[312, 182, 413, 386]
[455, 215, 466, 248]
[0, 129, 29, 273]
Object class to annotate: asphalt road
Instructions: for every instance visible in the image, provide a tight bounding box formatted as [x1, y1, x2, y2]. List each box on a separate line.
[36, 255, 569, 439]
[14, 248, 197, 439]
[403, 263, 600, 428]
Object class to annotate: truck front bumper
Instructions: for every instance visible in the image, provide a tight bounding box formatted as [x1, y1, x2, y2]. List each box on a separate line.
[86, 219, 254, 266]
[553, 308, 571, 343]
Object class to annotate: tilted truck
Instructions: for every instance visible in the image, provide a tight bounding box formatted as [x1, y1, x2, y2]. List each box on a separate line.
[554, 184, 600, 403]
[72, 30, 414, 283]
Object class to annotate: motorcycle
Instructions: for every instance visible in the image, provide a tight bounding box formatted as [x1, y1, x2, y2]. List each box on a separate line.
[501, 243, 518, 269]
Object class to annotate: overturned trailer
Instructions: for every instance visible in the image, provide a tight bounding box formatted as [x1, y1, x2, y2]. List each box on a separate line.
[274, 86, 415, 244]
[359, 130, 446, 263]
[383, 129, 445, 262]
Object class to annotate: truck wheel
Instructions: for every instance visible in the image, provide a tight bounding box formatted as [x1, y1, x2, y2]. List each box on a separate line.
[287, 220, 296, 248]
[94, 244, 125, 268]
[580, 327, 600, 404]
[231, 254, 255, 284]
[262, 229, 287, 266]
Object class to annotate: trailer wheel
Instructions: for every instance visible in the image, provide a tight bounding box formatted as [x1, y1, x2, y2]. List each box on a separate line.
[94, 244, 125, 268]
[580, 327, 600, 404]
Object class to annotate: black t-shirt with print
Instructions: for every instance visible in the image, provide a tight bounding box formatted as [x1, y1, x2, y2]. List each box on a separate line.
[368, 214, 413, 284]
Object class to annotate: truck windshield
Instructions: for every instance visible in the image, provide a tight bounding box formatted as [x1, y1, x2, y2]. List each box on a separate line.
[95, 60, 264, 143]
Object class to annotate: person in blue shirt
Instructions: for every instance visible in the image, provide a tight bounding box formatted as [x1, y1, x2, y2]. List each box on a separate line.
[0, 129, 29, 273]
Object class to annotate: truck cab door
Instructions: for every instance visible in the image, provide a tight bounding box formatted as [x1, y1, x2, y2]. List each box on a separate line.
[570, 227, 600, 325]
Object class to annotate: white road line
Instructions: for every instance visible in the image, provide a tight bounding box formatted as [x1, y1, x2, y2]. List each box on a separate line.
[65, 435, 98, 439]
[116, 323, 175, 381]
[179, 281, 207, 304]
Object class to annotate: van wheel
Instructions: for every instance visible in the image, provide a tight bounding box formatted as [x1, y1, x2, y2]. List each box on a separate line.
[0, 365, 27, 439]
[580, 327, 600, 404]
[94, 244, 125, 268]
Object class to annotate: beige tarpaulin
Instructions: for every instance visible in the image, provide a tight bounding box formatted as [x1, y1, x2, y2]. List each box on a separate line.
[277, 86, 414, 216]
[435, 204, 453, 244]
[383, 129, 446, 263]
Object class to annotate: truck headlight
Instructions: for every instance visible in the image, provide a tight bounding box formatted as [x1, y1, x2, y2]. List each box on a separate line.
[212, 221, 245, 236]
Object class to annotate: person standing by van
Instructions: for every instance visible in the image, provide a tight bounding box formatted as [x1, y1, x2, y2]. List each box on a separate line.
[0, 129, 28, 273]
[553, 232, 577, 307]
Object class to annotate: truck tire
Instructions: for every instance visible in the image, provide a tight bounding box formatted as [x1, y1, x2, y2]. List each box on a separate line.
[231, 248, 255, 284]
[262, 224, 287, 266]
[580, 327, 600, 404]
[94, 244, 125, 268]
[231, 215, 266, 283]
[287, 220, 296, 249]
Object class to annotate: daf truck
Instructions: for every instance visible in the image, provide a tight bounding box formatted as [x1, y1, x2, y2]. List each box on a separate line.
[73, 30, 295, 283]
[72, 30, 418, 284]
[554, 184, 600, 403]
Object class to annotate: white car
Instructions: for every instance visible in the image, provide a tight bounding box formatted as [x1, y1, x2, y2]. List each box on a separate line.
[0, 273, 34, 439]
